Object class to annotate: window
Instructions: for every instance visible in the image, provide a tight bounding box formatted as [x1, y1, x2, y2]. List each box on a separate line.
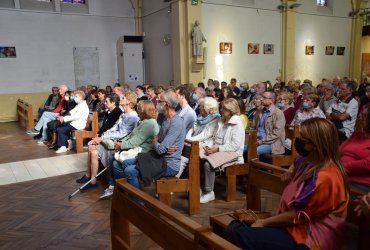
[62, 0, 85, 4]
[317, 0, 327, 7]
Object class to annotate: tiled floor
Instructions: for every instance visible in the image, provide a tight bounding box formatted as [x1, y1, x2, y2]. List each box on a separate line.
[0, 153, 87, 185]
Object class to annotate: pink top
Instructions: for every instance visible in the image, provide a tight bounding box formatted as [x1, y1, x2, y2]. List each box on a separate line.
[278, 162, 348, 250]
[340, 132, 370, 186]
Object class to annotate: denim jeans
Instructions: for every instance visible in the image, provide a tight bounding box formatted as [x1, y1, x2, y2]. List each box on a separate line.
[243, 143, 272, 161]
[35, 111, 57, 141]
[229, 226, 309, 250]
[108, 158, 137, 186]
[123, 163, 178, 189]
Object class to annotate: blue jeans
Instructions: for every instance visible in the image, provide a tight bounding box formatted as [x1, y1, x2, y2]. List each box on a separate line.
[124, 163, 178, 189]
[108, 158, 137, 186]
[229, 226, 309, 250]
[35, 111, 57, 140]
[244, 144, 272, 161]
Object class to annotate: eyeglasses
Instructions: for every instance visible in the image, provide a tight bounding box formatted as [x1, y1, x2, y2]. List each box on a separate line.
[261, 95, 272, 99]
[277, 98, 286, 101]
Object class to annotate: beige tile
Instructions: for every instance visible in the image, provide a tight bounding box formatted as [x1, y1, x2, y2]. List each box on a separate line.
[0, 163, 16, 185]
[23, 160, 47, 179]
[52, 156, 78, 175]
[9, 161, 33, 182]
[37, 158, 62, 177]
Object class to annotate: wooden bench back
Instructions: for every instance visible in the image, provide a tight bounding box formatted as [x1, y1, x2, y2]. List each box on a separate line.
[17, 99, 35, 130]
[111, 179, 239, 250]
[74, 112, 98, 153]
[247, 159, 289, 210]
[156, 140, 200, 215]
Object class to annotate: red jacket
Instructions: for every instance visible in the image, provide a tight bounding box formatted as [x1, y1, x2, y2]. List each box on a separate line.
[340, 132, 370, 185]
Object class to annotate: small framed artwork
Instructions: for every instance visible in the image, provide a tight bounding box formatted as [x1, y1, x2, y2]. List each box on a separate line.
[325, 46, 335, 55]
[0, 47, 16, 58]
[263, 44, 274, 54]
[337, 46, 345, 56]
[248, 43, 260, 54]
[305, 46, 314, 55]
[220, 42, 232, 54]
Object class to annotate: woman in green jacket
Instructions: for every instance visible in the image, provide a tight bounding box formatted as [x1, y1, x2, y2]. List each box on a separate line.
[100, 100, 159, 199]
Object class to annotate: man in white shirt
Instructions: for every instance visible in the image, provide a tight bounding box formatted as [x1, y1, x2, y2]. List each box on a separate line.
[326, 80, 358, 141]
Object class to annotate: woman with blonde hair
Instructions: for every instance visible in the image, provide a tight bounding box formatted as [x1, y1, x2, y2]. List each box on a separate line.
[76, 91, 139, 190]
[276, 91, 295, 125]
[200, 98, 245, 203]
[229, 118, 348, 250]
[100, 100, 159, 198]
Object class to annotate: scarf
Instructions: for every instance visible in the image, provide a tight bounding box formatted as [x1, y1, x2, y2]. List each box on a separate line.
[191, 113, 221, 136]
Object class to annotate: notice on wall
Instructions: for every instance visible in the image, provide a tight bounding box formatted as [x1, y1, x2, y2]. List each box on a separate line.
[73, 47, 100, 88]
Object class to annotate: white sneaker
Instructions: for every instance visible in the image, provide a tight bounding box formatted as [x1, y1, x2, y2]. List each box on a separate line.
[56, 146, 67, 154]
[200, 191, 215, 204]
[100, 186, 114, 199]
[37, 139, 47, 145]
[67, 139, 73, 150]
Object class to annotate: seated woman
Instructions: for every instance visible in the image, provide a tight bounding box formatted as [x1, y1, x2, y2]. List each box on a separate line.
[340, 106, 370, 192]
[100, 100, 159, 199]
[97, 93, 122, 136]
[175, 97, 221, 178]
[46, 90, 76, 149]
[246, 94, 263, 121]
[200, 98, 245, 204]
[76, 91, 139, 190]
[55, 90, 89, 153]
[291, 93, 325, 125]
[228, 118, 348, 250]
[276, 91, 295, 125]
[96, 89, 106, 126]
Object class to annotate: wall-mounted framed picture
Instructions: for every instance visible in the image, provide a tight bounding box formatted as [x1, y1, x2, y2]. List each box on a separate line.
[305, 46, 314, 55]
[263, 44, 274, 54]
[325, 46, 335, 55]
[0, 47, 16, 58]
[248, 43, 260, 54]
[337, 46, 345, 56]
[220, 42, 232, 54]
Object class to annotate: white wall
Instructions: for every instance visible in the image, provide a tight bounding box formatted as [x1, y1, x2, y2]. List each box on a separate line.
[202, 0, 282, 85]
[142, 0, 172, 85]
[0, 0, 135, 94]
[294, 0, 353, 84]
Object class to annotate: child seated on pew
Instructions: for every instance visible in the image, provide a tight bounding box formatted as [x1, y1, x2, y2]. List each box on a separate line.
[228, 118, 349, 250]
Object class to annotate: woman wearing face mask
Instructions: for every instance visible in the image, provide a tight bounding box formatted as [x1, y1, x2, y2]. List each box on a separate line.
[291, 93, 325, 126]
[229, 118, 349, 250]
[55, 90, 90, 153]
[76, 91, 139, 190]
[276, 92, 295, 125]
[246, 94, 264, 120]
[46, 90, 77, 149]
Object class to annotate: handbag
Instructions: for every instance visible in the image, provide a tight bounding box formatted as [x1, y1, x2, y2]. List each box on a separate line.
[114, 147, 142, 163]
[233, 209, 271, 225]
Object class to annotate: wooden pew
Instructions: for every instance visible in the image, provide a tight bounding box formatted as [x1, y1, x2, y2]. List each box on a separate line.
[74, 112, 98, 153]
[156, 140, 200, 215]
[261, 125, 299, 168]
[224, 130, 257, 201]
[17, 99, 35, 130]
[111, 178, 239, 250]
[247, 159, 289, 210]
[346, 188, 370, 250]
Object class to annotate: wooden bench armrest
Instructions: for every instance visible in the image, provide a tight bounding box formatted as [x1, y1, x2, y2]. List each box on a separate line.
[250, 159, 290, 174]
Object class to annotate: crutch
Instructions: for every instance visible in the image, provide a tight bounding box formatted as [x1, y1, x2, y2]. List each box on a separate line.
[68, 165, 110, 199]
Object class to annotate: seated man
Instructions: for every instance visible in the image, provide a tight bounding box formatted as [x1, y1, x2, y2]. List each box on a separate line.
[123, 89, 186, 189]
[245, 91, 286, 159]
[26, 85, 68, 144]
[326, 80, 358, 141]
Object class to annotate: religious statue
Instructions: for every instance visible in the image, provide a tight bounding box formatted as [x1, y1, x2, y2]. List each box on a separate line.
[191, 20, 207, 57]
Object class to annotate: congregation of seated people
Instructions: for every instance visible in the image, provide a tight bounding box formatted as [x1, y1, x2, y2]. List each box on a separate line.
[24, 76, 370, 249]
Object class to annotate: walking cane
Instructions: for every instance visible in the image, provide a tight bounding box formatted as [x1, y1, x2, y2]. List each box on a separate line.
[68, 165, 109, 199]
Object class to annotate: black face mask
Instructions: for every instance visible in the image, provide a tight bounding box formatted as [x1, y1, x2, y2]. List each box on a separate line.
[294, 137, 311, 157]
